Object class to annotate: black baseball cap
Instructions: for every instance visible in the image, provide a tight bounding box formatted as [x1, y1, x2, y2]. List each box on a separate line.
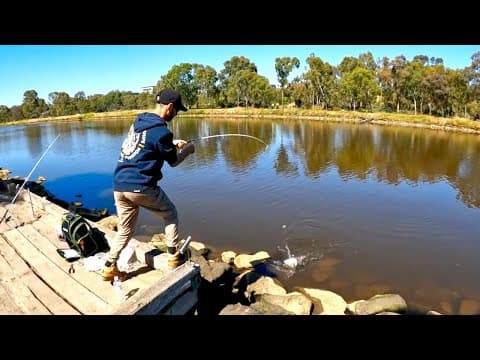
[155, 89, 188, 112]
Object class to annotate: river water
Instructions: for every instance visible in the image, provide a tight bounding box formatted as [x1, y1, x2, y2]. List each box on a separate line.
[1, 116, 480, 314]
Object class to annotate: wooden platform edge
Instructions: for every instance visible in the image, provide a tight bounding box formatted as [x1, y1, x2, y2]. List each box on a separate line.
[111, 261, 201, 315]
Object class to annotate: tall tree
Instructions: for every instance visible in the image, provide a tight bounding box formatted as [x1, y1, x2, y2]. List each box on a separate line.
[275, 57, 300, 108]
[390, 55, 408, 112]
[0, 105, 10, 123]
[400, 60, 426, 115]
[22, 89, 47, 119]
[218, 56, 257, 107]
[193, 64, 218, 108]
[304, 54, 336, 109]
[157, 63, 199, 108]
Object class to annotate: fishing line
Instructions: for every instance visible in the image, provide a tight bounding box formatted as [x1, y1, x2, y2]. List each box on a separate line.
[0, 134, 61, 224]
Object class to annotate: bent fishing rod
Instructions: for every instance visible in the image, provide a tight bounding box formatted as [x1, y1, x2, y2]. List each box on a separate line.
[0, 134, 61, 224]
[187, 134, 268, 148]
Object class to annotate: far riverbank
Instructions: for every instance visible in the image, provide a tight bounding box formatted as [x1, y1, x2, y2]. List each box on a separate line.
[2, 107, 480, 135]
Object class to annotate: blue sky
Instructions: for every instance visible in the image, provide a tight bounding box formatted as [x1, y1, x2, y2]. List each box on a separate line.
[1, 45, 479, 108]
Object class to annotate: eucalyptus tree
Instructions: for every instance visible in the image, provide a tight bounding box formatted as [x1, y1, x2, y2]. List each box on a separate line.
[22, 90, 48, 119]
[467, 101, 480, 120]
[462, 52, 480, 119]
[193, 64, 218, 108]
[49, 91, 75, 116]
[221, 69, 273, 108]
[337, 56, 362, 75]
[121, 92, 138, 110]
[0, 105, 10, 123]
[430, 57, 444, 66]
[400, 60, 427, 115]
[358, 52, 377, 72]
[376, 56, 394, 111]
[304, 53, 335, 109]
[9, 106, 24, 121]
[339, 67, 379, 111]
[448, 68, 469, 118]
[412, 55, 429, 66]
[275, 56, 300, 108]
[249, 73, 275, 108]
[422, 64, 452, 116]
[88, 94, 108, 113]
[218, 56, 257, 107]
[73, 91, 90, 113]
[469, 51, 480, 100]
[103, 90, 124, 112]
[156, 63, 199, 108]
[290, 76, 310, 108]
[136, 92, 154, 110]
[390, 55, 408, 113]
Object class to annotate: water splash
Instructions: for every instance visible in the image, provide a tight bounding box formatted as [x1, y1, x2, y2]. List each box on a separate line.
[270, 236, 348, 278]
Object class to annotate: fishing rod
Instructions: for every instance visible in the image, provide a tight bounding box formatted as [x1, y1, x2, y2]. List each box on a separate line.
[0, 134, 61, 224]
[188, 134, 268, 148]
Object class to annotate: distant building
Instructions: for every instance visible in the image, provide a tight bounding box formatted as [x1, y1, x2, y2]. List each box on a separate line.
[141, 86, 155, 94]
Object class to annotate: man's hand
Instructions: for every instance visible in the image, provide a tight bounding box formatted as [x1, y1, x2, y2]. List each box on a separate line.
[173, 139, 188, 148]
[173, 139, 195, 154]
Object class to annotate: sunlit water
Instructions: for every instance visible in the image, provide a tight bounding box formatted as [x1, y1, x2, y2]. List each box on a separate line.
[1, 116, 480, 314]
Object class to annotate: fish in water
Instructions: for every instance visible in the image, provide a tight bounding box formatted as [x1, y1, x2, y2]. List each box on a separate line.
[283, 257, 298, 269]
[281, 243, 306, 270]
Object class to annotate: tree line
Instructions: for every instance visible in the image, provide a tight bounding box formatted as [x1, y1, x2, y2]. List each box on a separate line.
[1, 51, 480, 123]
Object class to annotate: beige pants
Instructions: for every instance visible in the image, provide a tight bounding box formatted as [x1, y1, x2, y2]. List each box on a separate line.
[106, 187, 179, 264]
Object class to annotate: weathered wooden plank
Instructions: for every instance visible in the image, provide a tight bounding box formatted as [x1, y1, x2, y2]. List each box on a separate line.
[0, 237, 79, 315]
[31, 212, 72, 249]
[0, 248, 51, 314]
[0, 281, 25, 314]
[111, 261, 200, 315]
[2, 228, 111, 314]
[30, 212, 171, 308]
[0, 206, 22, 232]
[17, 224, 118, 305]
[9, 198, 39, 224]
[29, 192, 155, 271]
[19, 191, 64, 218]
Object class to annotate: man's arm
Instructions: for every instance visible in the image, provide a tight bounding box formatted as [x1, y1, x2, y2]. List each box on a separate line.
[169, 141, 195, 167]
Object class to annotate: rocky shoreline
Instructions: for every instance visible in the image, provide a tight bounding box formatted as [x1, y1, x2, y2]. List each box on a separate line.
[95, 217, 443, 315]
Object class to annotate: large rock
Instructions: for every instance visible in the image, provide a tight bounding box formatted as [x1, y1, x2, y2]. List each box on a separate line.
[347, 294, 407, 315]
[221, 251, 237, 264]
[255, 291, 313, 315]
[296, 288, 347, 315]
[245, 276, 287, 301]
[233, 251, 270, 269]
[219, 303, 262, 315]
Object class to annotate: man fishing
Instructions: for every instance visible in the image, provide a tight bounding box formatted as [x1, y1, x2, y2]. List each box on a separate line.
[101, 88, 195, 282]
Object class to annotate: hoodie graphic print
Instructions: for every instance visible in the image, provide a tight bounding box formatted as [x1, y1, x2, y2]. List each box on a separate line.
[113, 112, 177, 192]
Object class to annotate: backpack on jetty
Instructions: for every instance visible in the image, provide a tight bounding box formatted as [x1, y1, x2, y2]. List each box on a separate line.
[61, 212, 110, 257]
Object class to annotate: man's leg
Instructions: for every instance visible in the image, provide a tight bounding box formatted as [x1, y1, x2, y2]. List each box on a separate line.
[102, 191, 139, 281]
[133, 188, 184, 268]
[133, 187, 179, 250]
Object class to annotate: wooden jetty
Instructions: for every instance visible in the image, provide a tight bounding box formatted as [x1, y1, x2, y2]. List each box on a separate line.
[0, 189, 200, 315]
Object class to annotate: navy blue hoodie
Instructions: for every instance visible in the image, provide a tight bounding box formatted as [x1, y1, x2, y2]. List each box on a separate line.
[113, 112, 177, 192]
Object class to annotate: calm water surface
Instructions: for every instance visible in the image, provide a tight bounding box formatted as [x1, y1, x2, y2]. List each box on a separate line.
[1, 116, 480, 314]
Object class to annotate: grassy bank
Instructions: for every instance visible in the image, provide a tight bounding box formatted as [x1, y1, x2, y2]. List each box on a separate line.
[183, 107, 480, 135]
[3, 108, 480, 135]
